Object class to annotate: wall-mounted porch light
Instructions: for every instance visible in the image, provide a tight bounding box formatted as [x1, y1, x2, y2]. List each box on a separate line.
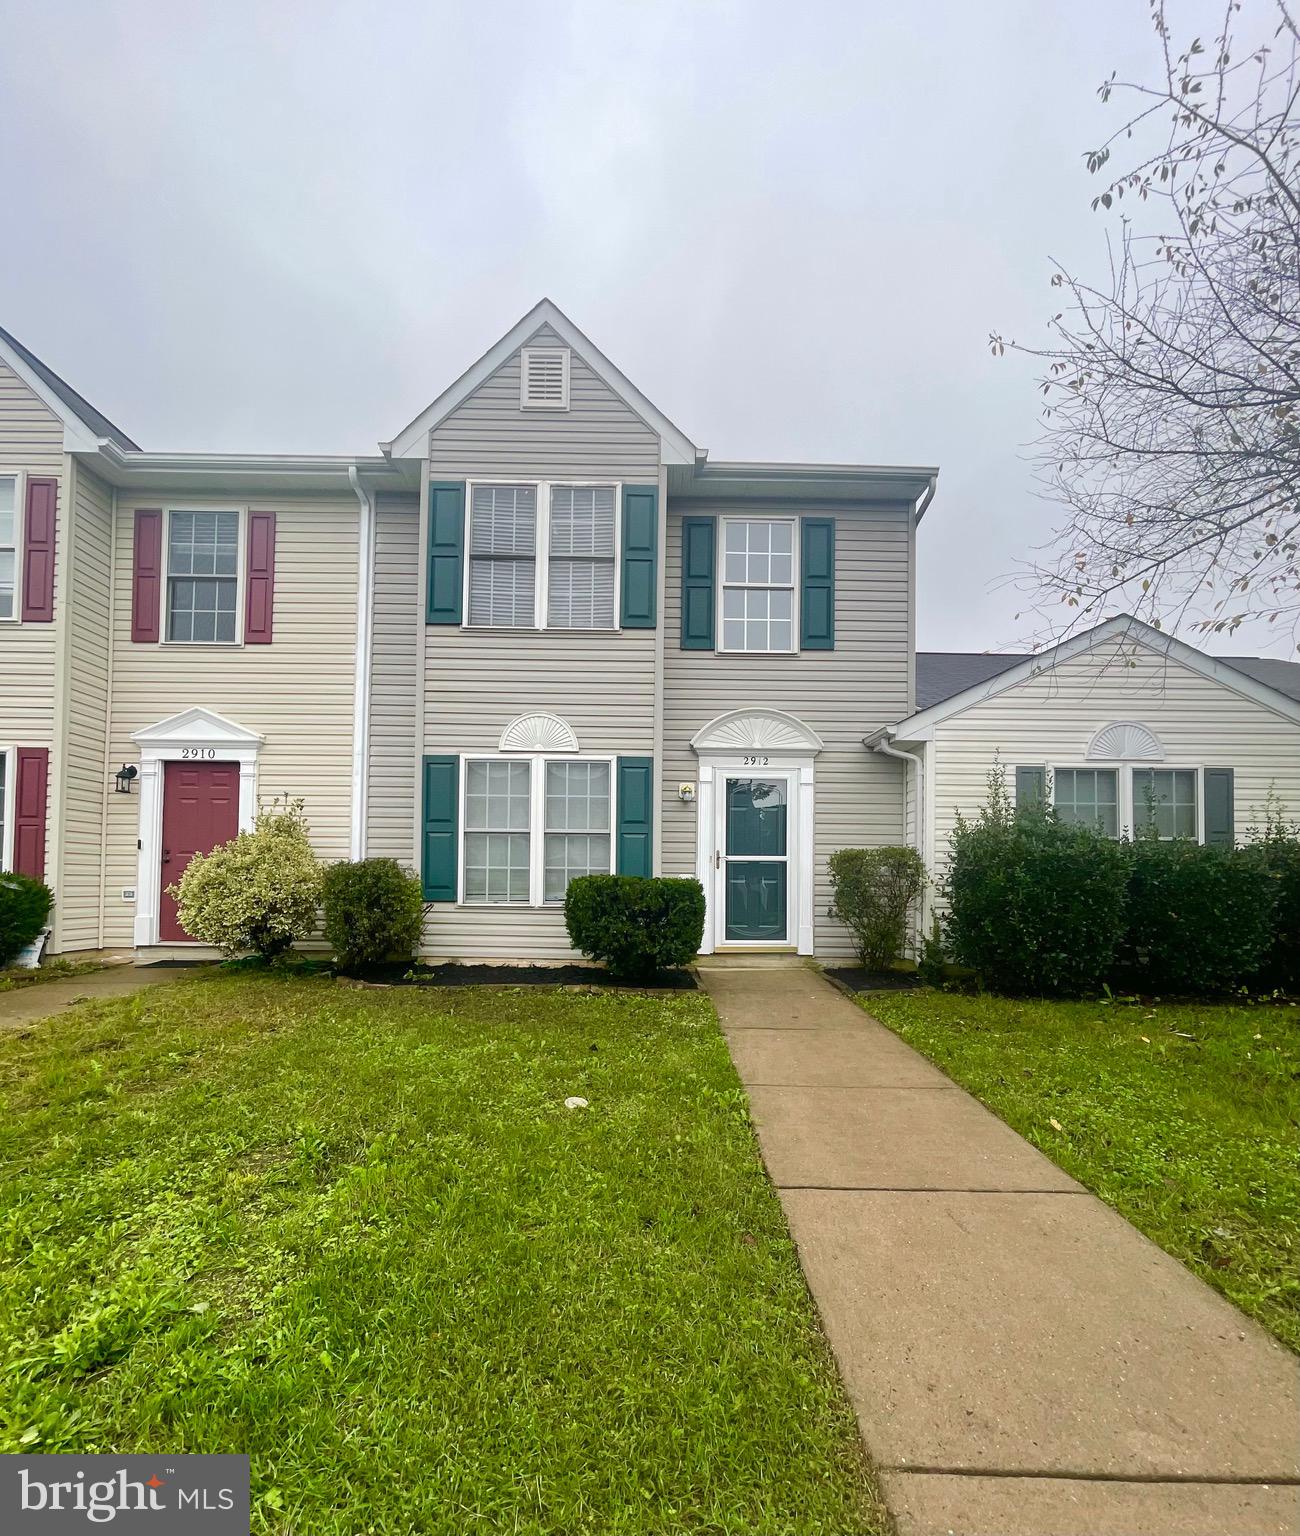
[114, 764, 139, 795]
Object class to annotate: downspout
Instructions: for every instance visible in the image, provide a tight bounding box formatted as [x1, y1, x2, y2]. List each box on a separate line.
[348, 465, 376, 861]
[866, 728, 928, 944]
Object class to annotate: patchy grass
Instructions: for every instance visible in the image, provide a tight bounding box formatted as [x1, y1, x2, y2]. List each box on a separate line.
[0, 957, 109, 994]
[865, 989, 1300, 1350]
[0, 973, 884, 1535]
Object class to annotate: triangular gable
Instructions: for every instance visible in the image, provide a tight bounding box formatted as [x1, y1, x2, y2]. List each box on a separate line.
[382, 298, 698, 464]
[0, 324, 139, 451]
[132, 706, 265, 747]
[886, 614, 1300, 739]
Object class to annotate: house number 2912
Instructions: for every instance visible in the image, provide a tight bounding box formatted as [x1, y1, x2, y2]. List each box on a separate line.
[743, 755, 770, 766]
[180, 747, 216, 760]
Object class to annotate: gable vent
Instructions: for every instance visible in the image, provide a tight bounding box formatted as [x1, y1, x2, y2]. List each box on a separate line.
[520, 347, 570, 410]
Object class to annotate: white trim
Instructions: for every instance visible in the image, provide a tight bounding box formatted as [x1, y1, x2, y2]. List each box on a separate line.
[716, 514, 799, 654]
[383, 299, 698, 464]
[519, 346, 570, 410]
[455, 750, 616, 908]
[892, 615, 1300, 738]
[499, 713, 580, 753]
[0, 745, 14, 872]
[1044, 760, 1205, 842]
[0, 334, 104, 454]
[691, 706, 824, 755]
[0, 468, 24, 623]
[160, 504, 246, 647]
[1086, 720, 1165, 761]
[348, 467, 376, 859]
[130, 708, 264, 946]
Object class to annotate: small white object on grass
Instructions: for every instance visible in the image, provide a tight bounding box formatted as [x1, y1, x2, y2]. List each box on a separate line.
[564, 1096, 589, 1110]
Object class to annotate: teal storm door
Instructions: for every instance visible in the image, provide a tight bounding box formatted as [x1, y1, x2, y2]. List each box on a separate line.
[721, 774, 791, 942]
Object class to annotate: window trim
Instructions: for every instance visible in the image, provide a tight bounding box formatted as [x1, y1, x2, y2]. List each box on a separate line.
[461, 479, 622, 634]
[0, 469, 26, 625]
[457, 750, 617, 906]
[1046, 761, 1204, 842]
[716, 513, 800, 655]
[161, 504, 247, 648]
[0, 744, 13, 871]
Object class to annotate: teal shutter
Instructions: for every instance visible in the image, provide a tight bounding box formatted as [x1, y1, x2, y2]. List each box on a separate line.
[1203, 767, 1234, 845]
[1015, 765, 1046, 807]
[421, 755, 459, 900]
[426, 482, 465, 625]
[620, 485, 658, 628]
[680, 517, 715, 650]
[616, 757, 654, 876]
[800, 517, 835, 650]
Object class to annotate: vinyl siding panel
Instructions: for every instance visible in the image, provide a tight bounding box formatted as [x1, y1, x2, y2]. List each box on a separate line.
[366, 494, 418, 861]
[0, 361, 63, 883]
[101, 495, 359, 947]
[58, 462, 114, 946]
[928, 637, 1300, 876]
[663, 500, 911, 958]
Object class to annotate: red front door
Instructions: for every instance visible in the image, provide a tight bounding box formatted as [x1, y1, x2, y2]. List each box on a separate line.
[160, 761, 240, 942]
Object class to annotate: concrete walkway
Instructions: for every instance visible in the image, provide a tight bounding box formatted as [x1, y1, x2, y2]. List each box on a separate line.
[698, 960, 1300, 1536]
[0, 960, 189, 1030]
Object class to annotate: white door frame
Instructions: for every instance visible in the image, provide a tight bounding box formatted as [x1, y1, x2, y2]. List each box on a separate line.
[130, 707, 263, 945]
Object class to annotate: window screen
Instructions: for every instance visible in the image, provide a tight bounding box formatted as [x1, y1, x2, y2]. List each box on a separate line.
[464, 759, 531, 901]
[167, 511, 239, 643]
[543, 760, 611, 901]
[468, 485, 536, 627]
[548, 486, 616, 629]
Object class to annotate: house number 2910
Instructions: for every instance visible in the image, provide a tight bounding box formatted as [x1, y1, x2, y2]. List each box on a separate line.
[743, 755, 770, 766]
[180, 747, 216, 760]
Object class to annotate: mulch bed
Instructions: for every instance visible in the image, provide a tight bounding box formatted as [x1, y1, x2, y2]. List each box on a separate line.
[824, 965, 922, 994]
[339, 962, 698, 992]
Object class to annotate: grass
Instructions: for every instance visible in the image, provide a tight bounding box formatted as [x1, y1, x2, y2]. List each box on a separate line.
[864, 988, 1299, 1350]
[0, 957, 108, 994]
[0, 972, 885, 1535]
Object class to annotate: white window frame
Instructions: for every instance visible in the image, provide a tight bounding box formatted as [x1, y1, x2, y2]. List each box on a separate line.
[462, 480, 622, 634]
[717, 514, 799, 655]
[457, 751, 617, 907]
[161, 504, 247, 648]
[519, 347, 571, 410]
[0, 469, 25, 625]
[1048, 763, 1204, 842]
[0, 744, 14, 871]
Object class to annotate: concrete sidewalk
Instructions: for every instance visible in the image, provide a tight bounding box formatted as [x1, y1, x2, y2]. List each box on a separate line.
[0, 960, 191, 1030]
[699, 960, 1300, 1536]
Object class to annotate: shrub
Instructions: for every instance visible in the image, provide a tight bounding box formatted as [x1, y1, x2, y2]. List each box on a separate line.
[916, 917, 948, 988]
[322, 858, 425, 973]
[0, 873, 53, 967]
[944, 765, 1128, 996]
[1118, 836, 1276, 994]
[565, 875, 705, 982]
[1243, 798, 1300, 992]
[828, 846, 926, 970]
[173, 797, 323, 960]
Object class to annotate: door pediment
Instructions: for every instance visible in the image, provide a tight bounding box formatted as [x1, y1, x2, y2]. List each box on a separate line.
[132, 707, 265, 749]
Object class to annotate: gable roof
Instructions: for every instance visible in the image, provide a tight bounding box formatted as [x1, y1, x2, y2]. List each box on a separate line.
[893, 616, 1300, 738]
[0, 323, 138, 450]
[383, 298, 698, 464]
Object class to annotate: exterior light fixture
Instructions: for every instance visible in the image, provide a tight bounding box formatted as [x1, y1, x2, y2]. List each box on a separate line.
[114, 764, 139, 795]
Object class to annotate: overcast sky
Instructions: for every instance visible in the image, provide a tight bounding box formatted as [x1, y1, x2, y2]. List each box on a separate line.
[1, 0, 1282, 655]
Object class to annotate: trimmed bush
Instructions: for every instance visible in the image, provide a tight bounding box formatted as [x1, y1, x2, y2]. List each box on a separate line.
[565, 875, 705, 982]
[828, 846, 926, 970]
[0, 873, 53, 967]
[173, 797, 323, 960]
[944, 768, 1128, 996]
[1118, 836, 1276, 994]
[323, 858, 425, 973]
[1243, 801, 1300, 992]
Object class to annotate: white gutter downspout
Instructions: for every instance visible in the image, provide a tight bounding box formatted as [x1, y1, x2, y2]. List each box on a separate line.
[348, 465, 376, 861]
[867, 728, 928, 944]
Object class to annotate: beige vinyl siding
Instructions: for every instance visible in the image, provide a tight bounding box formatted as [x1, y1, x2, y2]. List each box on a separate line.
[0, 361, 63, 889]
[662, 501, 911, 958]
[366, 494, 418, 861]
[57, 461, 114, 947]
[928, 636, 1300, 871]
[429, 323, 659, 480]
[101, 495, 360, 947]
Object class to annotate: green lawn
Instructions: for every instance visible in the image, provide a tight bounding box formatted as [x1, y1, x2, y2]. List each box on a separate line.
[864, 989, 1299, 1350]
[0, 972, 884, 1535]
[0, 957, 107, 993]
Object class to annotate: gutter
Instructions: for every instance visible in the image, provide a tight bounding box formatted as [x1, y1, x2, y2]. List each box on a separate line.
[348, 465, 376, 860]
[913, 473, 938, 523]
[864, 725, 926, 867]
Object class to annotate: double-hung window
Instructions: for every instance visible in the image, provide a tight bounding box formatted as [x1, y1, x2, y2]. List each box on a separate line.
[0, 749, 8, 869]
[720, 517, 796, 652]
[0, 475, 16, 619]
[167, 510, 240, 643]
[548, 487, 616, 629]
[468, 484, 537, 627]
[462, 756, 613, 904]
[1132, 768, 1198, 839]
[1053, 768, 1119, 837]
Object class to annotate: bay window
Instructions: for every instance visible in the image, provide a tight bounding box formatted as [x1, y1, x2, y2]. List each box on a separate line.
[720, 517, 796, 652]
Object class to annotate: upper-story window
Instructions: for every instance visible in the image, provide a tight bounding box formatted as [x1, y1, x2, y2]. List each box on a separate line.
[0, 475, 16, 619]
[466, 481, 618, 631]
[720, 516, 796, 653]
[167, 510, 240, 643]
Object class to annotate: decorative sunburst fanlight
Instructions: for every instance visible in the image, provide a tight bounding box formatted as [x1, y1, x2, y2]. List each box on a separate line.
[1086, 721, 1165, 761]
[499, 712, 580, 753]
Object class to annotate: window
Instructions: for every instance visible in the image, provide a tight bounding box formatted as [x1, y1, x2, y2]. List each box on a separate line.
[548, 486, 615, 629]
[0, 750, 8, 868]
[468, 485, 536, 628]
[1133, 768, 1197, 840]
[167, 510, 239, 642]
[544, 760, 611, 900]
[0, 475, 15, 619]
[720, 518, 795, 652]
[464, 759, 531, 902]
[1054, 768, 1119, 837]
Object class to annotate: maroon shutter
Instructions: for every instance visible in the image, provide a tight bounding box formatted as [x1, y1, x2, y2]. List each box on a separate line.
[19, 477, 57, 623]
[244, 511, 275, 643]
[13, 748, 49, 882]
[131, 509, 163, 643]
